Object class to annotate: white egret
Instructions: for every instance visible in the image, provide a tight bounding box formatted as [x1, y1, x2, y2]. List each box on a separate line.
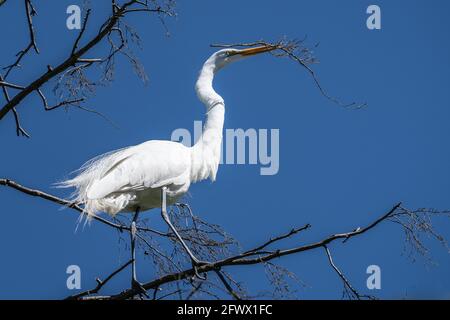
[60, 44, 277, 293]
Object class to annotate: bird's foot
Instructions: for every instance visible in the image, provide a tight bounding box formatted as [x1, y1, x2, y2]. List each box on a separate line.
[131, 278, 149, 299]
[191, 258, 209, 280]
[174, 202, 189, 208]
[174, 202, 193, 215]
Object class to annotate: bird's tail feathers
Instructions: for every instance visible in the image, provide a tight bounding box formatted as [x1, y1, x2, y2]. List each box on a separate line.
[54, 146, 133, 221]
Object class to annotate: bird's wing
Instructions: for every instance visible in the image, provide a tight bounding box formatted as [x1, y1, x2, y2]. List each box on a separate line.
[86, 141, 190, 199]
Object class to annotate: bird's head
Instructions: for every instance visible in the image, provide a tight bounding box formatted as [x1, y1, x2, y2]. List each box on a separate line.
[208, 45, 277, 72]
[196, 44, 278, 109]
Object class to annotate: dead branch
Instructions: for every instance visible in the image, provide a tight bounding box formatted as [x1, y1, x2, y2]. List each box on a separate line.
[3, 0, 39, 79]
[214, 270, 242, 300]
[65, 259, 133, 300]
[244, 224, 311, 254]
[71, 8, 91, 56]
[324, 245, 374, 300]
[211, 39, 367, 109]
[0, 75, 29, 137]
[0, 81, 25, 90]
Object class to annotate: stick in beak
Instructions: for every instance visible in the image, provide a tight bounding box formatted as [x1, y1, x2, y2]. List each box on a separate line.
[235, 45, 278, 56]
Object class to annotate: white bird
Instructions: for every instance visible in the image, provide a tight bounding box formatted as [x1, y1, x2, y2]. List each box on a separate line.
[60, 44, 276, 292]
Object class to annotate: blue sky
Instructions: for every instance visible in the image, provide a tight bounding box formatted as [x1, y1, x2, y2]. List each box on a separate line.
[1, 0, 450, 299]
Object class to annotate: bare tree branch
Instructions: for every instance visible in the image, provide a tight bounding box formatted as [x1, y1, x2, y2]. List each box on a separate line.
[214, 270, 241, 300]
[324, 245, 374, 300]
[0, 81, 25, 90]
[3, 0, 39, 79]
[71, 8, 92, 56]
[0, 0, 174, 127]
[43, 98, 85, 111]
[0, 178, 176, 236]
[211, 39, 367, 109]
[100, 203, 415, 299]
[65, 259, 133, 300]
[0, 75, 29, 137]
[0, 178, 127, 230]
[1, 176, 449, 300]
[244, 224, 311, 254]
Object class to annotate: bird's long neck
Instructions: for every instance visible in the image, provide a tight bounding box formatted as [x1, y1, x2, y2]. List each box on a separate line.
[190, 60, 225, 182]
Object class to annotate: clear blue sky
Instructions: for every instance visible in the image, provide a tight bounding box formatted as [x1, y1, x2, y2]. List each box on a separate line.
[1, 0, 449, 299]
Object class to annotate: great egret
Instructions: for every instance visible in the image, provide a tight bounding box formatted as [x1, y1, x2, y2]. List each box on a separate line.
[60, 44, 276, 293]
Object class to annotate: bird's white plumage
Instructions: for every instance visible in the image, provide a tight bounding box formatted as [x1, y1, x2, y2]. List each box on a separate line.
[59, 46, 274, 218]
[60, 140, 193, 216]
[87, 141, 190, 199]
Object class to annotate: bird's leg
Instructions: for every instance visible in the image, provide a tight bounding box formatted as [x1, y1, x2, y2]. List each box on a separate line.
[161, 187, 208, 279]
[130, 207, 149, 298]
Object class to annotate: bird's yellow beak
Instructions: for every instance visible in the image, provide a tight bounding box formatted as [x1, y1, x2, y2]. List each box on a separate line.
[235, 45, 278, 56]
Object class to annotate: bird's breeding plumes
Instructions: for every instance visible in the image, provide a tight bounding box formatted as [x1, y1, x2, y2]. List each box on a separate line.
[57, 139, 197, 219]
[57, 146, 134, 218]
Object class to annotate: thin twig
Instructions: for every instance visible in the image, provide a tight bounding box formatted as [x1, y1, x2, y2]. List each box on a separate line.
[71, 9, 92, 55]
[214, 270, 241, 300]
[66, 259, 133, 300]
[44, 98, 85, 111]
[0, 74, 29, 137]
[0, 81, 25, 90]
[244, 224, 311, 254]
[324, 245, 370, 300]
[3, 0, 39, 78]
[211, 39, 366, 109]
